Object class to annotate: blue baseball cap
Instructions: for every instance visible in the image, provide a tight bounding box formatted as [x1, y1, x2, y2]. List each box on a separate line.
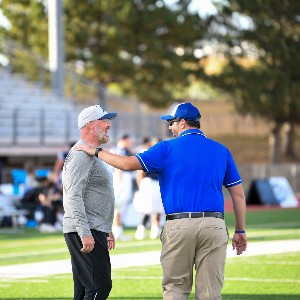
[160, 102, 201, 121]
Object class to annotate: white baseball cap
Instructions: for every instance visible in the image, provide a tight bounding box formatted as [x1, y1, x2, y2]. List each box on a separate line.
[78, 105, 117, 129]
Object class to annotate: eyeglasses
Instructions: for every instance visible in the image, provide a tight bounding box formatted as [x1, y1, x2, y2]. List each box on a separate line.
[168, 119, 182, 126]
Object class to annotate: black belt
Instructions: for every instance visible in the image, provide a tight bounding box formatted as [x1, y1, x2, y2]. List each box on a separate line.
[166, 212, 224, 221]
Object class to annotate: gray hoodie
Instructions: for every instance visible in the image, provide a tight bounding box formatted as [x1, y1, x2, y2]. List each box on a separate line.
[62, 141, 115, 238]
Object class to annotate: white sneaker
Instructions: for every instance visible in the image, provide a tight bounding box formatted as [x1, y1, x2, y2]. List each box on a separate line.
[39, 223, 57, 233]
[17, 215, 27, 226]
[150, 225, 160, 240]
[54, 221, 63, 231]
[135, 225, 146, 240]
[112, 226, 132, 241]
[118, 234, 132, 241]
[34, 210, 44, 223]
[112, 225, 122, 240]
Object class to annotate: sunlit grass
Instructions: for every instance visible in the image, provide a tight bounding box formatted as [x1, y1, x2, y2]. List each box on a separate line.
[0, 208, 299, 299]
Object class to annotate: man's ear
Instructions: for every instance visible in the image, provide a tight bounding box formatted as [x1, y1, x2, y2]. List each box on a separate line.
[180, 119, 186, 129]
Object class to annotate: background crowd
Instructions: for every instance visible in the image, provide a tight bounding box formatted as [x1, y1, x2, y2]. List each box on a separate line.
[8, 136, 164, 239]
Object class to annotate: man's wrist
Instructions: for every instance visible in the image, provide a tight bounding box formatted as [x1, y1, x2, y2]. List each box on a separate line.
[95, 147, 103, 158]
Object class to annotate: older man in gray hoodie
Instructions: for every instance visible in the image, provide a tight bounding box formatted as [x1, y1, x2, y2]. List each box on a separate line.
[62, 105, 117, 300]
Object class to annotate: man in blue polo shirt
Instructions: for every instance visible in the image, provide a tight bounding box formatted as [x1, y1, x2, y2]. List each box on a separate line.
[75, 102, 247, 300]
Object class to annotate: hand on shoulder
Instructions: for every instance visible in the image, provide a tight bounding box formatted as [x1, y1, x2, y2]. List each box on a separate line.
[75, 144, 96, 156]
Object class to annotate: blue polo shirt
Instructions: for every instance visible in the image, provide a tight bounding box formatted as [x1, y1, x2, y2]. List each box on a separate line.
[135, 129, 242, 214]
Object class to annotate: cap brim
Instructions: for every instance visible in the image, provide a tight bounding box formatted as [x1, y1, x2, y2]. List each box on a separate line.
[160, 114, 173, 121]
[99, 112, 117, 120]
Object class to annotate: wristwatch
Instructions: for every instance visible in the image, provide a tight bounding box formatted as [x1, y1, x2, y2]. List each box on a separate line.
[95, 147, 103, 158]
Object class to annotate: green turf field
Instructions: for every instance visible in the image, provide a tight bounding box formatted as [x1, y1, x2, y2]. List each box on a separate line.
[0, 208, 299, 299]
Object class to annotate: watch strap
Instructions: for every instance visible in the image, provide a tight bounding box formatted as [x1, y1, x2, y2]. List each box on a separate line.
[95, 147, 103, 158]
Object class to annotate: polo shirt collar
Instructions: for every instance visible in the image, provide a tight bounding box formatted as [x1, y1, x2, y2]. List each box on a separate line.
[179, 129, 206, 138]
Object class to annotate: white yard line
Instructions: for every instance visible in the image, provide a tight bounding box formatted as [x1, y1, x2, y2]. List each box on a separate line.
[0, 239, 299, 279]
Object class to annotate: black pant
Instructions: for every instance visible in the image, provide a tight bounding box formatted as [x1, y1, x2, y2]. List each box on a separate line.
[64, 230, 112, 300]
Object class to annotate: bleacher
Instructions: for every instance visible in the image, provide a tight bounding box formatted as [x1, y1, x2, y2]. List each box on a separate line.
[0, 70, 81, 156]
[0, 70, 168, 160]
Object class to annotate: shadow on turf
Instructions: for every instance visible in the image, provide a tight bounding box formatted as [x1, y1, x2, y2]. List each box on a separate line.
[1, 296, 299, 300]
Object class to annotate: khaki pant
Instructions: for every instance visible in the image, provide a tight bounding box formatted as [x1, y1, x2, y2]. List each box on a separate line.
[160, 217, 228, 300]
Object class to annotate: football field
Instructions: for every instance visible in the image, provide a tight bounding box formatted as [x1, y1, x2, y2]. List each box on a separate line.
[0, 208, 299, 300]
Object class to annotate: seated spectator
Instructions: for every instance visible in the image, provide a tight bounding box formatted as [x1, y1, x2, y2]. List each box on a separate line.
[19, 177, 45, 222]
[19, 174, 63, 232]
[23, 161, 39, 193]
[37, 173, 63, 233]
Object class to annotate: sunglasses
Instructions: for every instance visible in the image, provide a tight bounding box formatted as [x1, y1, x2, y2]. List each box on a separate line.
[168, 118, 182, 126]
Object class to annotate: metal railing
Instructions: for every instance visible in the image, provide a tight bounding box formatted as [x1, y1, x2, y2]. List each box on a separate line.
[0, 107, 167, 149]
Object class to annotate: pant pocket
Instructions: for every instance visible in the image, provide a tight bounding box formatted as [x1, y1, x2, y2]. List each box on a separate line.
[160, 227, 166, 244]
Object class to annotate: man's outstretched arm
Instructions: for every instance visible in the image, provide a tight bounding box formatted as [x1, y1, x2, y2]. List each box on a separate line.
[75, 144, 143, 171]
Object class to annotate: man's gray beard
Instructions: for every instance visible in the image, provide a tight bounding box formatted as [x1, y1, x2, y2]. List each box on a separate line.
[99, 133, 110, 145]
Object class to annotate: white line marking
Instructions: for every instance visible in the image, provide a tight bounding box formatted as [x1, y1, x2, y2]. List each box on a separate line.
[0, 278, 48, 282]
[226, 277, 300, 283]
[0, 240, 160, 259]
[0, 239, 299, 279]
[107, 276, 300, 284]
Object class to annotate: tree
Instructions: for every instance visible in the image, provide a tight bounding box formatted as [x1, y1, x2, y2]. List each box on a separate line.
[0, 0, 48, 80]
[203, 0, 300, 162]
[0, 0, 47, 51]
[0, 0, 205, 107]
